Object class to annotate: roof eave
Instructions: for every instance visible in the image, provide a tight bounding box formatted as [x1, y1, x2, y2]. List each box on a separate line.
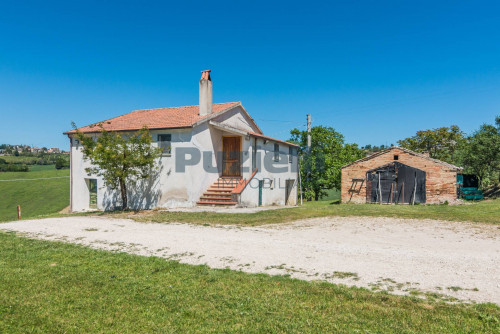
[248, 132, 299, 147]
[63, 125, 193, 136]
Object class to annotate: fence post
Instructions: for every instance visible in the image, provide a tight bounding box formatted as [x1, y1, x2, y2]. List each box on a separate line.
[17, 205, 21, 220]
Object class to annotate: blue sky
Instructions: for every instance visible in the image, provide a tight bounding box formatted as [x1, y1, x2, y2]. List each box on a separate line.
[1, 0, 499, 149]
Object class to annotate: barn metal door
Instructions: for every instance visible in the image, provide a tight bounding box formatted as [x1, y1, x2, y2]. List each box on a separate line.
[367, 162, 426, 204]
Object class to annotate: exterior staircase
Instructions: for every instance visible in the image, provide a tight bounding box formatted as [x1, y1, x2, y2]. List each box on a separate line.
[197, 177, 241, 206]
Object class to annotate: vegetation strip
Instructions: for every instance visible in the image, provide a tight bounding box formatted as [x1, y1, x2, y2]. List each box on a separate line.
[109, 199, 500, 226]
[0, 232, 498, 333]
[0, 176, 69, 182]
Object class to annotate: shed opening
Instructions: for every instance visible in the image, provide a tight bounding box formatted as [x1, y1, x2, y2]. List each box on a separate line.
[366, 162, 426, 204]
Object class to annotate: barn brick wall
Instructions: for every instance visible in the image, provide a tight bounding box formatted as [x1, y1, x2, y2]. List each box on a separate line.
[341, 148, 459, 204]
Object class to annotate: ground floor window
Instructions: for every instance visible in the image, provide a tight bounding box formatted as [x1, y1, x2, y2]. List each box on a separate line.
[88, 178, 97, 209]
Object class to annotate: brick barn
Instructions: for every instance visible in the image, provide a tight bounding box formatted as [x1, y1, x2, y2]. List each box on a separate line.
[341, 147, 462, 204]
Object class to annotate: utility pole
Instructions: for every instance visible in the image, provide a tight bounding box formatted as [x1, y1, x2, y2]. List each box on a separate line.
[305, 114, 312, 201]
[307, 114, 311, 151]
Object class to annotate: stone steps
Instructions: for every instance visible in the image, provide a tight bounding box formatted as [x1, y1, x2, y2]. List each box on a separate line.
[197, 177, 241, 206]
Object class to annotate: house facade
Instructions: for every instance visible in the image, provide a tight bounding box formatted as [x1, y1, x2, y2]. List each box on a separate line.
[65, 70, 299, 211]
[341, 147, 462, 204]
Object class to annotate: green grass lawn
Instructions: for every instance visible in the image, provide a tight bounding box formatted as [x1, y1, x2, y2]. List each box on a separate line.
[0, 165, 69, 222]
[0, 232, 498, 333]
[117, 199, 500, 226]
[321, 188, 341, 201]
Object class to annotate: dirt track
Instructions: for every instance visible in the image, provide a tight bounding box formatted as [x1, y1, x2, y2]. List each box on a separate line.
[1, 216, 499, 304]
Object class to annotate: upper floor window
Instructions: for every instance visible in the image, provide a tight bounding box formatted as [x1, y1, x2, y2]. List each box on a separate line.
[289, 146, 294, 163]
[158, 134, 172, 156]
[274, 143, 279, 162]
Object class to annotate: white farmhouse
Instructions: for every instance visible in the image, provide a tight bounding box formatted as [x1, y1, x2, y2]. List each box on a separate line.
[65, 70, 299, 211]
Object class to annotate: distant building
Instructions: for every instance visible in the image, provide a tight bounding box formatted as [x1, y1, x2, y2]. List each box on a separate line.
[48, 147, 61, 154]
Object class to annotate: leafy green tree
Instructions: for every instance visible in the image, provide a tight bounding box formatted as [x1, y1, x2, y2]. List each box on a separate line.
[397, 125, 465, 163]
[361, 144, 393, 153]
[55, 156, 69, 169]
[73, 124, 162, 210]
[456, 117, 500, 188]
[290, 126, 364, 201]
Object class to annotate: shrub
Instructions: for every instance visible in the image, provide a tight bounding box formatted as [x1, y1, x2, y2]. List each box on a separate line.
[0, 163, 29, 172]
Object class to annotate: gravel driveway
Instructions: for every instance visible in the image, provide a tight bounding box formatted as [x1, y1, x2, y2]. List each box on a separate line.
[1, 216, 499, 304]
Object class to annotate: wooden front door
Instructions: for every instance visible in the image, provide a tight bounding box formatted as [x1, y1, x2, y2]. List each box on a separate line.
[222, 137, 241, 176]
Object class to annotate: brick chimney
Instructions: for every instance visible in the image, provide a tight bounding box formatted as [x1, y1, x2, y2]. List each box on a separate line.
[199, 70, 212, 116]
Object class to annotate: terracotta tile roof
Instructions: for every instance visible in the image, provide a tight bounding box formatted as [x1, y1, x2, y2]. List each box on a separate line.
[341, 146, 462, 170]
[248, 131, 299, 147]
[65, 102, 239, 134]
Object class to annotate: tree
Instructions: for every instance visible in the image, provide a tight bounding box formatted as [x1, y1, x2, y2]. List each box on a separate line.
[55, 156, 69, 169]
[73, 124, 162, 210]
[397, 125, 465, 164]
[290, 126, 364, 201]
[361, 144, 394, 153]
[456, 117, 500, 188]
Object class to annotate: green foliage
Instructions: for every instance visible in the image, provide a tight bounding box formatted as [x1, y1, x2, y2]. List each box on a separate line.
[397, 125, 465, 163]
[290, 126, 364, 200]
[0, 164, 29, 172]
[361, 144, 393, 153]
[456, 117, 500, 188]
[1, 154, 69, 166]
[73, 124, 162, 210]
[55, 156, 70, 169]
[1, 232, 499, 332]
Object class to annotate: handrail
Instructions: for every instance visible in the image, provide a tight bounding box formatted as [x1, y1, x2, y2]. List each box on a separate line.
[232, 169, 258, 194]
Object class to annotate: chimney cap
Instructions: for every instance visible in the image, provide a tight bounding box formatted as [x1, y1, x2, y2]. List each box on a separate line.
[200, 70, 211, 81]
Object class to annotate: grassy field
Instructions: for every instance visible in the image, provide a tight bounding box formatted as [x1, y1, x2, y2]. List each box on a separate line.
[0, 165, 69, 222]
[113, 199, 500, 226]
[0, 232, 498, 333]
[321, 188, 340, 201]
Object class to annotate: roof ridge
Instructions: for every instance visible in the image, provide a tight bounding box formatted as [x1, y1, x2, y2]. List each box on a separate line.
[341, 146, 462, 170]
[130, 102, 240, 113]
[64, 101, 242, 135]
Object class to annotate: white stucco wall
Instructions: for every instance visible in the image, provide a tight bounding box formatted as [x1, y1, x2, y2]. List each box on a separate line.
[69, 107, 298, 211]
[213, 106, 261, 133]
[238, 137, 298, 207]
